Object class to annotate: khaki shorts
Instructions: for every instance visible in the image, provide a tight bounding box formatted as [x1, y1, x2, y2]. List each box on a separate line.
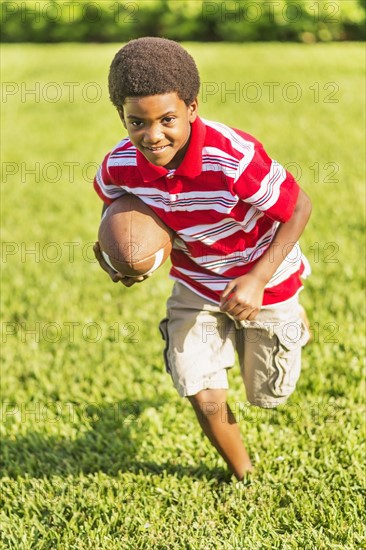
[159, 282, 309, 408]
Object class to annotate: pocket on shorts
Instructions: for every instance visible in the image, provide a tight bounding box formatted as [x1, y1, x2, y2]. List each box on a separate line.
[159, 318, 171, 374]
[269, 319, 309, 399]
[273, 319, 310, 352]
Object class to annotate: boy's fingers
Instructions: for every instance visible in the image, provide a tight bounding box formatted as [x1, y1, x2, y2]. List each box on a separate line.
[93, 242, 110, 271]
[94, 241, 124, 281]
[94, 242, 153, 285]
[93, 241, 103, 262]
[112, 272, 124, 283]
[121, 273, 152, 286]
[246, 307, 260, 320]
[121, 275, 142, 286]
[121, 277, 136, 287]
[235, 307, 259, 321]
[220, 295, 237, 311]
[220, 283, 236, 304]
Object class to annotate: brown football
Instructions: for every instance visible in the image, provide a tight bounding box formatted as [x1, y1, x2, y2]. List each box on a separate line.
[98, 194, 174, 278]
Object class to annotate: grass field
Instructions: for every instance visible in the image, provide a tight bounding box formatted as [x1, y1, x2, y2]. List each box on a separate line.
[1, 42, 365, 549]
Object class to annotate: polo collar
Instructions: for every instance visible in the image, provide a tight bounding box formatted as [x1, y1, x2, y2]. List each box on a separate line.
[136, 116, 206, 183]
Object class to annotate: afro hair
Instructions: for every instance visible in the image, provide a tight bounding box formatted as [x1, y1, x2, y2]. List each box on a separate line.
[108, 37, 200, 108]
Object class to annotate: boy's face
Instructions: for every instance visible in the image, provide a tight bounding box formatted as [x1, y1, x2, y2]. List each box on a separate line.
[119, 92, 198, 170]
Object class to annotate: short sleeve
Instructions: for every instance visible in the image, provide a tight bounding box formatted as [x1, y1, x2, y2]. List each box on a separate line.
[93, 152, 128, 205]
[233, 143, 300, 223]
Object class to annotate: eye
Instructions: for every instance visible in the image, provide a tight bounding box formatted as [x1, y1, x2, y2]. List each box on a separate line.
[130, 120, 143, 127]
[163, 116, 175, 124]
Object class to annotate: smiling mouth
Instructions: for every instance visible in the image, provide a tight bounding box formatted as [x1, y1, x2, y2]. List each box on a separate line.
[144, 145, 170, 152]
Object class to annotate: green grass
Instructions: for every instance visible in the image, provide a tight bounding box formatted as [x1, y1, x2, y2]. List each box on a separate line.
[1, 42, 365, 549]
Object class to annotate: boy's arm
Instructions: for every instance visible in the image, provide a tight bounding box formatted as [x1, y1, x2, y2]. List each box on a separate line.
[220, 188, 312, 321]
[93, 154, 149, 287]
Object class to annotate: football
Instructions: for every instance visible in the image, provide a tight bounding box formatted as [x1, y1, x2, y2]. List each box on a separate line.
[98, 194, 174, 278]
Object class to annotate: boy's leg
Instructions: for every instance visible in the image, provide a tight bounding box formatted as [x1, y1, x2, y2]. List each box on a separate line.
[160, 282, 252, 480]
[188, 388, 253, 480]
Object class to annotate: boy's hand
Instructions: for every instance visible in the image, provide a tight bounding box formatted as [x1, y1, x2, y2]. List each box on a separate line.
[220, 273, 265, 321]
[93, 242, 151, 287]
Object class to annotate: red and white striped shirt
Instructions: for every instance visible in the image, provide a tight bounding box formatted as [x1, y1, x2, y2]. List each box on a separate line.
[94, 116, 308, 306]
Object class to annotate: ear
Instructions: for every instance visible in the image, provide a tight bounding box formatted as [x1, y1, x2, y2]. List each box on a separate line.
[188, 98, 198, 123]
[117, 107, 127, 129]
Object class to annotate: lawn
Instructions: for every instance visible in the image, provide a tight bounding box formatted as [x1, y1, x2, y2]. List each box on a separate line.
[1, 42, 365, 549]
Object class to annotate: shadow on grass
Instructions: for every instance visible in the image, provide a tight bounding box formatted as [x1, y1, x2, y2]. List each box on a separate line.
[0, 398, 230, 482]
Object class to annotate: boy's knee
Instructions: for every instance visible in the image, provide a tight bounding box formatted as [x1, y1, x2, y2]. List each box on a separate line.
[188, 388, 227, 415]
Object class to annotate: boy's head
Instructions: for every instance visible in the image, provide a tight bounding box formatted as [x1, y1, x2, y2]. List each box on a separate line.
[108, 37, 200, 170]
[108, 37, 200, 108]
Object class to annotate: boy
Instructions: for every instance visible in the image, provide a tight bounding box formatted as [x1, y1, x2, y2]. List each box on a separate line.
[93, 37, 312, 480]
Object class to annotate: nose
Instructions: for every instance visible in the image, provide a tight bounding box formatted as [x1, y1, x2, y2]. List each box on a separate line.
[143, 123, 164, 144]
